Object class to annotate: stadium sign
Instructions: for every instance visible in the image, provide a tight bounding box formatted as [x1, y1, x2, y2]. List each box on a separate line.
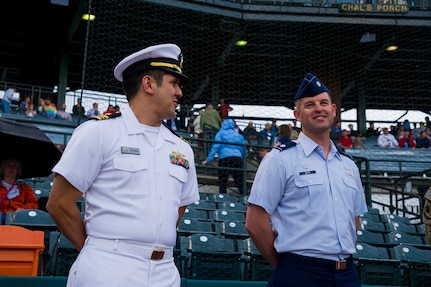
[340, 3, 409, 13]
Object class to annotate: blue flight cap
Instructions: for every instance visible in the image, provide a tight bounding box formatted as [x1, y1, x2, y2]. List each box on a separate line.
[114, 43, 188, 84]
[294, 72, 330, 100]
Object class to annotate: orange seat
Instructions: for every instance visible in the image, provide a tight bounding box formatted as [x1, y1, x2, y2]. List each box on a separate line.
[0, 225, 45, 276]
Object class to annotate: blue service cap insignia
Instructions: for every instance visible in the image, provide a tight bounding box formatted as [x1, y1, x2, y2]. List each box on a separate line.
[114, 43, 188, 84]
[294, 72, 330, 100]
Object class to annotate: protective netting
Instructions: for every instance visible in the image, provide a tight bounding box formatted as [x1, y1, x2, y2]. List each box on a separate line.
[69, 0, 431, 283]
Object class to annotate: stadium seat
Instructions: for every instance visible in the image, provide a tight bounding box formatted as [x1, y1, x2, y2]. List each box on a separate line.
[33, 188, 50, 212]
[387, 221, 423, 235]
[240, 237, 273, 281]
[208, 209, 246, 223]
[0, 225, 45, 276]
[354, 242, 402, 286]
[177, 218, 216, 236]
[215, 220, 249, 240]
[386, 231, 426, 246]
[208, 193, 240, 203]
[358, 218, 388, 233]
[184, 233, 242, 280]
[383, 214, 411, 225]
[182, 207, 209, 220]
[393, 244, 431, 287]
[45, 231, 78, 276]
[356, 229, 387, 246]
[216, 202, 247, 213]
[188, 200, 217, 211]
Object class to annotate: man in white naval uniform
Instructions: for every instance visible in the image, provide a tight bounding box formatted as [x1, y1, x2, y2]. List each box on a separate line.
[47, 43, 199, 287]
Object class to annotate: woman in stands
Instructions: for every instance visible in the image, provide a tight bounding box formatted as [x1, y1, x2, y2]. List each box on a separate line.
[0, 158, 38, 224]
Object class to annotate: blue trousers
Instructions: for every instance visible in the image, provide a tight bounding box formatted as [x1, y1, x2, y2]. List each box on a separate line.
[1, 100, 10, 113]
[268, 253, 361, 287]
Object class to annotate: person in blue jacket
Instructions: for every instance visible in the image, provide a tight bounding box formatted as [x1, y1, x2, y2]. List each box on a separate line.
[202, 119, 245, 194]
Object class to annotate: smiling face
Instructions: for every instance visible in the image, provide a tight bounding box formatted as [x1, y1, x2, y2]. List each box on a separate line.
[153, 73, 183, 121]
[294, 92, 336, 138]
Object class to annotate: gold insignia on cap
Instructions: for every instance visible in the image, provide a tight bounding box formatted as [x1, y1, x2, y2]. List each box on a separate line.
[150, 62, 182, 73]
[178, 53, 184, 69]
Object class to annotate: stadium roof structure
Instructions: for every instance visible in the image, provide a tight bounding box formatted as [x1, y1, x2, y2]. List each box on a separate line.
[0, 0, 431, 113]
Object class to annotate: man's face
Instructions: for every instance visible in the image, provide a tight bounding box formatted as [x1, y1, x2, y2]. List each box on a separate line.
[294, 92, 336, 135]
[153, 73, 183, 120]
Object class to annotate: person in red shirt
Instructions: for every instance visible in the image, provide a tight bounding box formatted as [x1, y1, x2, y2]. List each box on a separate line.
[338, 129, 353, 149]
[398, 130, 416, 148]
[217, 98, 233, 120]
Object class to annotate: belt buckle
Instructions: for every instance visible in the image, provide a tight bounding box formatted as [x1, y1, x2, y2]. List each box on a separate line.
[151, 249, 165, 260]
[336, 259, 346, 270]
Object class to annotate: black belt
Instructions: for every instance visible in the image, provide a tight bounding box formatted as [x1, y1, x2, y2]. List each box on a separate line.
[279, 252, 353, 271]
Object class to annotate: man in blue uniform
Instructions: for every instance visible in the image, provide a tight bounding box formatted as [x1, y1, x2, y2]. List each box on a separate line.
[245, 72, 368, 287]
[47, 43, 199, 287]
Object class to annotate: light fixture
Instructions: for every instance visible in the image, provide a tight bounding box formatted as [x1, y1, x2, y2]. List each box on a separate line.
[235, 40, 248, 47]
[82, 14, 96, 21]
[359, 33, 376, 43]
[386, 45, 398, 51]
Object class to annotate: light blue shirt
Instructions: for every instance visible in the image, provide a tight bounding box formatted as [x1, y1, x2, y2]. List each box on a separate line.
[248, 132, 368, 261]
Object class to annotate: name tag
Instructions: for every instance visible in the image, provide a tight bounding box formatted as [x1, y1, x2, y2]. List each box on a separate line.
[121, 146, 140, 155]
[299, 170, 316, 176]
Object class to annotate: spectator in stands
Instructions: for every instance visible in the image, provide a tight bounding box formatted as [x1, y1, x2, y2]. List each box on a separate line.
[36, 98, 45, 115]
[423, 187, 431, 247]
[86, 102, 100, 117]
[20, 96, 31, 113]
[347, 123, 358, 137]
[114, 105, 121, 113]
[260, 122, 273, 146]
[243, 121, 259, 141]
[0, 158, 38, 224]
[274, 124, 292, 147]
[331, 119, 342, 137]
[396, 125, 405, 139]
[246, 72, 367, 287]
[425, 116, 431, 129]
[270, 118, 279, 138]
[57, 103, 72, 121]
[217, 97, 233, 120]
[398, 130, 416, 148]
[200, 102, 221, 131]
[43, 97, 58, 119]
[233, 120, 243, 134]
[377, 127, 399, 148]
[416, 130, 431, 149]
[192, 111, 203, 138]
[403, 119, 411, 131]
[72, 98, 85, 116]
[366, 121, 380, 137]
[1, 85, 17, 114]
[292, 118, 301, 133]
[339, 129, 354, 149]
[202, 118, 245, 194]
[103, 104, 116, 115]
[47, 43, 199, 287]
[25, 103, 37, 117]
[258, 147, 271, 160]
[288, 123, 299, 140]
[353, 134, 365, 150]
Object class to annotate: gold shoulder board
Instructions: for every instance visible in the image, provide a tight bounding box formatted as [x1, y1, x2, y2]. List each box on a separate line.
[90, 112, 122, 121]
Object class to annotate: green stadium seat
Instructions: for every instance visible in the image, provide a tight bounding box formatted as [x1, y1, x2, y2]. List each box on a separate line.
[386, 231, 426, 246]
[240, 237, 273, 281]
[184, 233, 242, 280]
[182, 207, 209, 220]
[387, 221, 423, 235]
[354, 242, 402, 286]
[393, 244, 431, 287]
[215, 220, 249, 240]
[189, 200, 217, 211]
[216, 202, 247, 213]
[208, 193, 240, 203]
[45, 231, 78, 276]
[358, 218, 388, 233]
[208, 209, 246, 223]
[177, 218, 216, 236]
[356, 229, 387, 246]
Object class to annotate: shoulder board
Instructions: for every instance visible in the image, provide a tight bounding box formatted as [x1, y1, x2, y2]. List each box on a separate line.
[273, 141, 296, 151]
[336, 145, 353, 159]
[90, 112, 122, 121]
[164, 125, 190, 145]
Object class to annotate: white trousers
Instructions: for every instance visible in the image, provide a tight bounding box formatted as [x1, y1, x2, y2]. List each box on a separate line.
[66, 238, 180, 287]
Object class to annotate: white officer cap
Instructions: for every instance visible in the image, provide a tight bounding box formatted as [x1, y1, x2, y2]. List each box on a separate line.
[114, 43, 188, 83]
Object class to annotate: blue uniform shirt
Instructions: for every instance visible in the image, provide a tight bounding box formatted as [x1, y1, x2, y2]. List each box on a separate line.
[248, 132, 368, 261]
